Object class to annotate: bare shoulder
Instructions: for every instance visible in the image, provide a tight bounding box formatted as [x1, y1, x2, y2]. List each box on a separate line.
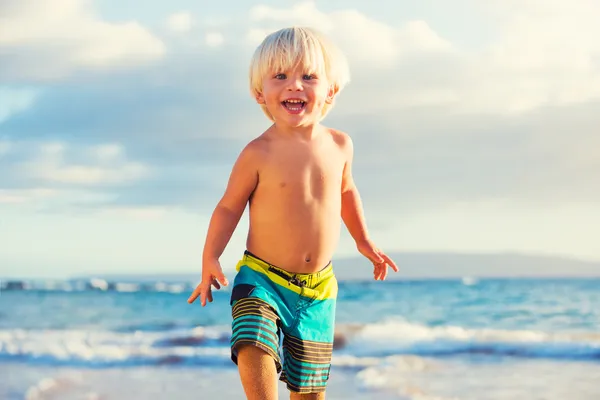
[245, 134, 270, 153]
[326, 128, 353, 155]
[238, 135, 269, 163]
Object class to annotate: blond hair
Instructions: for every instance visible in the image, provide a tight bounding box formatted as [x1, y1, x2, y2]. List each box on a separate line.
[249, 26, 350, 122]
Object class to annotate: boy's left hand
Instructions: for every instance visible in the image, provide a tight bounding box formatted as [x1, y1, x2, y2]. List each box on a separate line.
[357, 239, 399, 281]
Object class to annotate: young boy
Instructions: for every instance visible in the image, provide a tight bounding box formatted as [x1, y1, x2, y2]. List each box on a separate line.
[187, 26, 398, 399]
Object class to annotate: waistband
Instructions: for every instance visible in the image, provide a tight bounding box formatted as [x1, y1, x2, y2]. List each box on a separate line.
[239, 250, 334, 289]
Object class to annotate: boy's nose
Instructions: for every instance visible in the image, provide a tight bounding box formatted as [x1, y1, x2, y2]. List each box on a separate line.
[287, 77, 303, 91]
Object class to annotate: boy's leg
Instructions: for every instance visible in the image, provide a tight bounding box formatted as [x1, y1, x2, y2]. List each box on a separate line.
[280, 268, 337, 398]
[229, 284, 283, 400]
[237, 344, 279, 400]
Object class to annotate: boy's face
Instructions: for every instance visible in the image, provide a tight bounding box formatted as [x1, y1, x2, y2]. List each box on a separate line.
[256, 63, 336, 127]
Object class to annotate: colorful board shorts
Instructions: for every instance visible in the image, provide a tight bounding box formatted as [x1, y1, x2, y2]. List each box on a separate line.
[229, 251, 338, 393]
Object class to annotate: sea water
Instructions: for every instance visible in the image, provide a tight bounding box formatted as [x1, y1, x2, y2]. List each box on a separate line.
[1, 277, 599, 399]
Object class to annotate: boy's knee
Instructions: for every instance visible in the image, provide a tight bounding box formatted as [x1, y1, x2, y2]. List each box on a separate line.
[237, 343, 269, 359]
[236, 343, 279, 368]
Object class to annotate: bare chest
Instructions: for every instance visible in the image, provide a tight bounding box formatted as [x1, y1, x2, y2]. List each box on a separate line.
[259, 145, 345, 196]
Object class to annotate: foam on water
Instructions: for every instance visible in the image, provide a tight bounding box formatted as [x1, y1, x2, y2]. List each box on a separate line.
[2, 319, 599, 368]
[0, 327, 232, 368]
[339, 319, 600, 360]
[0, 278, 192, 293]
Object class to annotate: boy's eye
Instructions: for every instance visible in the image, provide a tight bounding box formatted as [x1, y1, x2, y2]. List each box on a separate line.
[274, 73, 286, 79]
[303, 74, 315, 80]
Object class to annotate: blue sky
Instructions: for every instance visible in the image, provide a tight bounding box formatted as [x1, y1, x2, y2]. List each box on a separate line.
[1, 0, 599, 278]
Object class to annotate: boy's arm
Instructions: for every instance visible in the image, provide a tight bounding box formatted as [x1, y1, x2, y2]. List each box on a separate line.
[202, 141, 261, 263]
[340, 136, 370, 246]
[340, 134, 399, 279]
[188, 141, 261, 306]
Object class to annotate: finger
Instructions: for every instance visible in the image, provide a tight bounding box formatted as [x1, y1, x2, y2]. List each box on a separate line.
[371, 251, 385, 264]
[211, 278, 221, 290]
[381, 254, 399, 272]
[378, 264, 386, 280]
[363, 246, 383, 264]
[200, 283, 209, 307]
[207, 289, 214, 303]
[374, 264, 383, 281]
[187, 285, 201, 303]
[215, 270, 229, 287]
[381, 263, 389, 280]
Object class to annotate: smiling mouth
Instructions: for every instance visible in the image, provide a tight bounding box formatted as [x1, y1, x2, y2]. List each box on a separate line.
[281, 100, 306, 112]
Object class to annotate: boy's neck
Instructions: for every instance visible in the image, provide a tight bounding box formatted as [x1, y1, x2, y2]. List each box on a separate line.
[271, 121, 324, 141]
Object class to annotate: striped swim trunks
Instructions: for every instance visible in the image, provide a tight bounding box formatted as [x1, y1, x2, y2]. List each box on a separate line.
[229, 250, 338, 394]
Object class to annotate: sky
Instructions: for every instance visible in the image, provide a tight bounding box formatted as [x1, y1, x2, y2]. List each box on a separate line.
[1, 0, 599, 278]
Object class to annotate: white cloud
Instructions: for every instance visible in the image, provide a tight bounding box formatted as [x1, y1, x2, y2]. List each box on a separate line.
[249, 3, 334, 29]
[91, 144, 124, 162]
[0, 187, 119, 212]
[99, 206, 169, 220]
[0, 0, 165, 81]
[456, 0, 600, 113]
[0, 188, 57, 204]
[205, 32, 224, 47]
[1, 1, 599, 267]
[245, 28, 274, 47]
[241, 2, 462, 112]
[18, 142, 149, 185]
[40, 143, 66, 156]
[398, 20, 454, 53]
[247, 2, 453, 69]
[165, 11, 194, 34]
[370, 199, 600, 262]
[162, 12, 228, 50]
[243, 1, 600, 114]
[37, 164, 147, 185]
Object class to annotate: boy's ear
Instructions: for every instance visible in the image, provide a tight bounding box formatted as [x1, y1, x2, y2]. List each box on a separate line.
[325, 84, 339, 104]
[255, 92, 265, 104]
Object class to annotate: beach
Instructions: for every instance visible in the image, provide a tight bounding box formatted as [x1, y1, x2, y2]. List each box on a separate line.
[4, 359, 600, 400]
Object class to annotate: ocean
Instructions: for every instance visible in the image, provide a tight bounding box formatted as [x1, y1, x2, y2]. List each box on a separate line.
[1, 276, 599, 399]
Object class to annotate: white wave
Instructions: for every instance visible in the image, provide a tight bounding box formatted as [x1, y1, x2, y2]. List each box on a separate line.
[88, 279, 109, 291]
[0, 278, 193, 293]
[461, 276, 478, 286]
[0, 326, 232, 367]
[164, 283, 187, 293]
[338, 319, 600, 359]
[154, 282, 169, 292]
[330, 355, 382, 368]
[2, 320, 599, 369]
[115, 283, 140, 292]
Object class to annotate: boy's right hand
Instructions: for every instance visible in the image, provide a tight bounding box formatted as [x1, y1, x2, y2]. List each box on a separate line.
[187, 259, 229, 307]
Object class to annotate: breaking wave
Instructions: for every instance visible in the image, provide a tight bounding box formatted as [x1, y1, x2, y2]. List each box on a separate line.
[1, 320, 599, 368]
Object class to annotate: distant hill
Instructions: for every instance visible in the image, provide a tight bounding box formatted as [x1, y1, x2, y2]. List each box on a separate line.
[75, 252, 600, 283]
[3, 253, 598, 289]
[331, 252, 600, 280]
